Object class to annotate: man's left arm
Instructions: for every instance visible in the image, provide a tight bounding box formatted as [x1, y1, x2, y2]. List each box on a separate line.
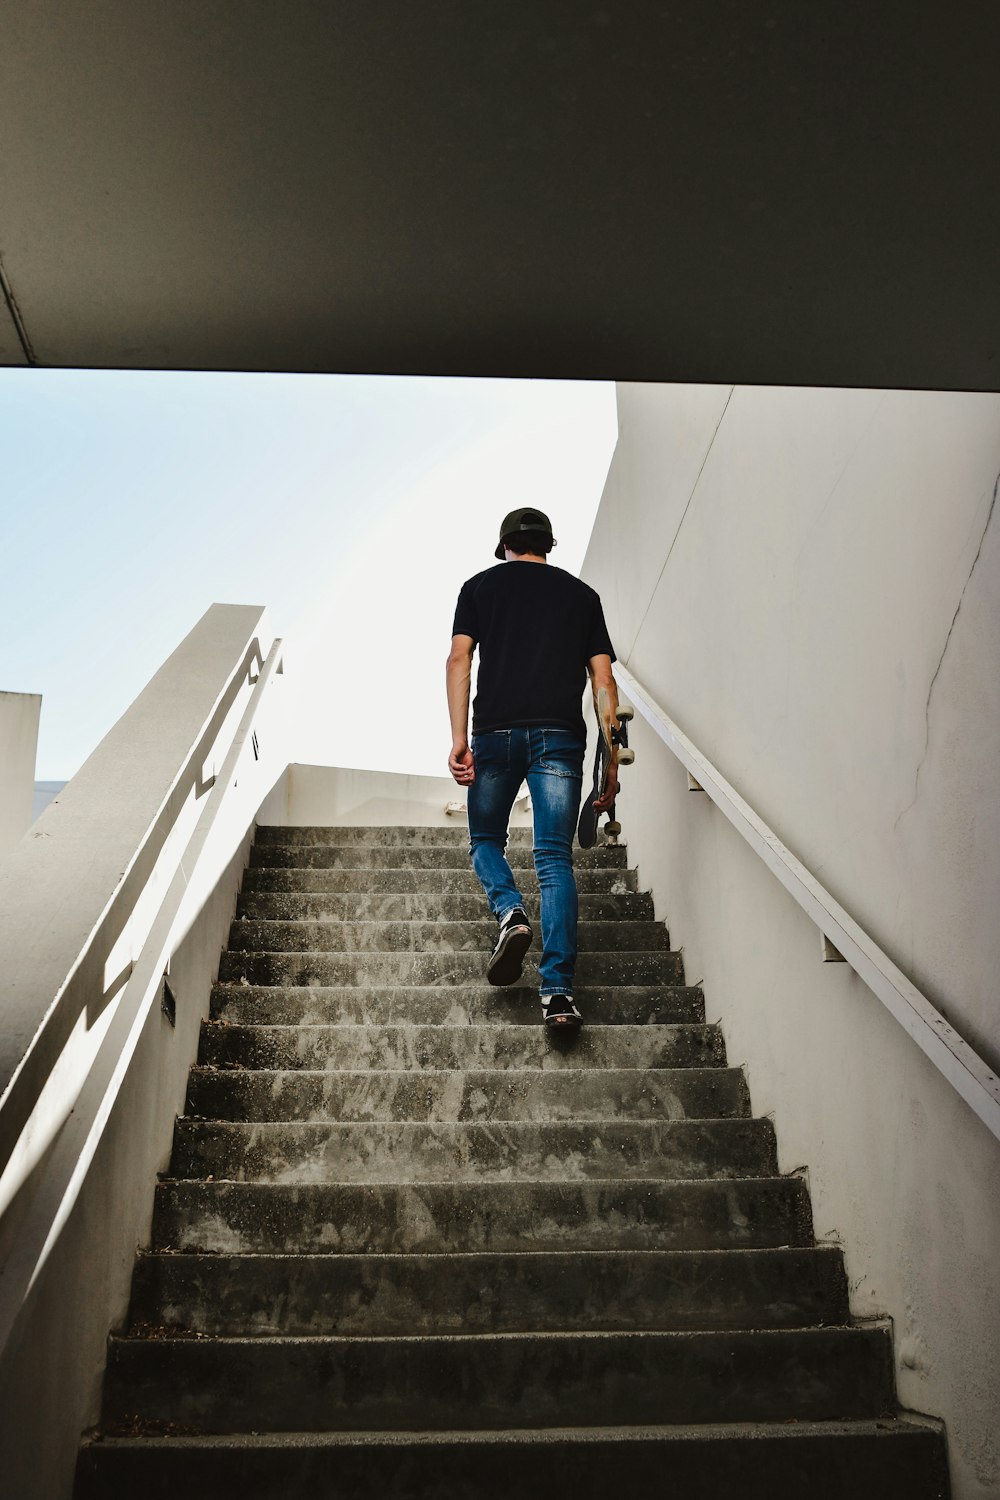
[447, 634, 476, 785]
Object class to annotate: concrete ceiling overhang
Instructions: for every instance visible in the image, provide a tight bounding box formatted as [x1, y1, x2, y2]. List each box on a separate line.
[1, 2, 998, 389]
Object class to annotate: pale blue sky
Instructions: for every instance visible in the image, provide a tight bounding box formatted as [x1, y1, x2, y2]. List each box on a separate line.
[1, 371, 617, 780]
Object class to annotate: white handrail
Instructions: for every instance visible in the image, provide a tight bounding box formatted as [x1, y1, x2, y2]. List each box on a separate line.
[0, 605, 267, 1177]
[0, 636, 284, 1357]
[614, 662, 1000, 1144]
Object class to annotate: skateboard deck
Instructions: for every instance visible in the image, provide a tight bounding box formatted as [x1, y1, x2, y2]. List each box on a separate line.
[577, 688, 634, 848]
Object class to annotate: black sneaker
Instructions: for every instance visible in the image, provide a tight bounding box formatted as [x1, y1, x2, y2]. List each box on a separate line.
[541, 994, 583, 1032]
[486, 907, 532, 986]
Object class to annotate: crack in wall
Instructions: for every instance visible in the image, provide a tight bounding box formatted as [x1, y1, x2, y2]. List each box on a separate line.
[894, 469, 1000, 833]
[625, 385, 734, 662]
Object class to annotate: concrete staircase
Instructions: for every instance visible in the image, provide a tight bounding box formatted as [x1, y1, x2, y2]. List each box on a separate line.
[76, 824, 949, 1498]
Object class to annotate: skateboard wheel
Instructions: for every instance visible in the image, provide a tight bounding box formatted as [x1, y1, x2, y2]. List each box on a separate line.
[618, 748, 635, 765]
[617, 705, 634, 722]
[605, 821, 622, 837]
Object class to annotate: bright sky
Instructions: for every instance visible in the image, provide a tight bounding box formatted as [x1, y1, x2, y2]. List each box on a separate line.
[0, 371, 618, 781]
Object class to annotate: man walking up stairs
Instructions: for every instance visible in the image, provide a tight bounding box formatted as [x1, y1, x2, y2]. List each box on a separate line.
[76, 822, 948, 1497]
[448, 506, 621, 1031]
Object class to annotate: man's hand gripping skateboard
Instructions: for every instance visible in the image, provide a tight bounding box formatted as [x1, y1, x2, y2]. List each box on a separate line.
[578, 685, 635, 849]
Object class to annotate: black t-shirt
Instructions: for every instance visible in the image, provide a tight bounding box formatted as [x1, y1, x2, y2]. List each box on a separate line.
[452, 562, 616, 739]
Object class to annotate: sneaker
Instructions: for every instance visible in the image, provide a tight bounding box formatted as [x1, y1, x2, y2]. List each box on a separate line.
[486, 907, 532, 986]
[541, 994, 583, 1032]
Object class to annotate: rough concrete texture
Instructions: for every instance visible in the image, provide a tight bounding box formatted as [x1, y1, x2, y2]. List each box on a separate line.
[127, 1246, 849, 1336]
[100, 1325, 895, 1430]
[217, 948, 685, 987]
[185, 1064, 749, 1123]
[76, 1421, 949, 1500]
[254, 825, 537, 846]
[227, 917, 671, 953]
[150, 1176, 814, 1256]
[237, 890, 655, 922]
[209, 983, 706, 1027]
[168, 1117, 778, 1184]
[250, 841, 631, 870]
[76, 825, 948, 1495]
[197, 1021, 720, 1072]
[242, 865, 639, 894]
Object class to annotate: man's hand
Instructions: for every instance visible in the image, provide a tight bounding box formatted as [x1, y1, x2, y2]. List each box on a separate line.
[587, 656, 621, 814]
[593, 757, 618, 813]
[446, 635, 476, 788]
[449, 741, 475, 786]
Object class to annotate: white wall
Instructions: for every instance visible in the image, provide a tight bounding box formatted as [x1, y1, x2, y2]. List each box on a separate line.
[583, 383, 1000, 1500]
[279, 762, 533, 829]
[0, 606, 286, 1500]
[0, 692, 40, 853]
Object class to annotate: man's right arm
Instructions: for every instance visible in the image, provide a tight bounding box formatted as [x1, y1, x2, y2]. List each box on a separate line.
[587, 652, 620, 812]
[446, 633, 476, 785]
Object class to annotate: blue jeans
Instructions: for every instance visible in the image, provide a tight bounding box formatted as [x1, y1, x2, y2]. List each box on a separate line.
[467, 726, 586, 996]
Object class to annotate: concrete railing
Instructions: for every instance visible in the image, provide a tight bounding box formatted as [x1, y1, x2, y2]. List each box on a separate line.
[0, 603, 287, 1500]
[615, 662, 1000, 1144]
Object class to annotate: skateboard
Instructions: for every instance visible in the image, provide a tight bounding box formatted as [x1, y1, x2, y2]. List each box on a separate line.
[577, 687, 635, 848]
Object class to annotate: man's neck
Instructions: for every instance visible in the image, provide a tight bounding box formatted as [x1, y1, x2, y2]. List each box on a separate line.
[505, 552, 547, 564]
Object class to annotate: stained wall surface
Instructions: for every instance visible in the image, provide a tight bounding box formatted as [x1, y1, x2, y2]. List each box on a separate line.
[582, 383, 1000, 1499]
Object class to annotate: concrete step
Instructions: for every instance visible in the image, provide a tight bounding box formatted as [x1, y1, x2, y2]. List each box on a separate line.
[255, 824, 536, 846]
[168, 1118, 778, 1184]
[209, 983, 706, 1027]
[237, 890, 656, 922]
[197, 1022, 723, 1072]
[76, 816, 951, 1494]
[151, 1177, 814, 1255]
[226, 917, 671, 954]
[250, 843, 630, 870]
[128, 1246, 850, 1336]
[75, 1418, 952, 1500]
[241, 865, 639, 895]
[186, 1065, 747, 1123]
[98, 1326, 896, 1432]
[216, 949, 686, 988]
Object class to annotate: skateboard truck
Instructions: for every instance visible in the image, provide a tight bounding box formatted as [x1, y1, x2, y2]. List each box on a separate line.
[578, 689, 635, 849]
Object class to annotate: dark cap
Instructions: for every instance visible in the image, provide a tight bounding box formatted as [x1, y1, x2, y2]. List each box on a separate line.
[494, 506, 558, 560]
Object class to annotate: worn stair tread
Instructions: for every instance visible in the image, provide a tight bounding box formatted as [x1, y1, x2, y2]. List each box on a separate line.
[197, 1021, 723, 1071]
[209, 983, 706, 1027]
[76, 820, 948, 1491]
[100, 1325, 897, 1430]
[249, 843, 630, 870]
[168, 1116, 778, 1183]
[254, 825, 538, 844]
[75, 1417, 950, 1500]
[80, 1414, 945, 1444]
[226, 918, 672, 953]
[128, 1246, 850, 1335]
[185, 1065, 748, 1122]
[74, 1419, 949, 1500]
[110, 1324, 883, 1353]
[152, 1175, 814, 1254]
[241, 866, 640, 894]
[217, 949, 685, 986]
[237, 891, 655, 921]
